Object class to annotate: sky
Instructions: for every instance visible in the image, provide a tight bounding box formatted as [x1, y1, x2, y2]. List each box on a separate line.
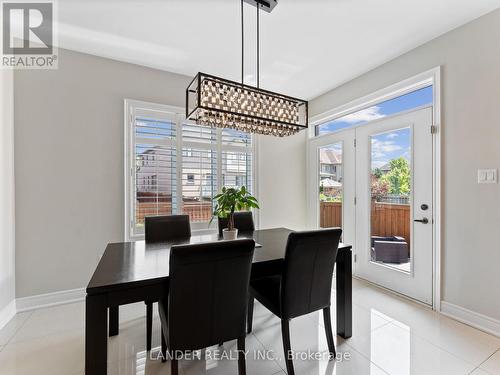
[317, 85, 433, 135]
[371, 127, 410, 169]
[317, 85, 432, 169]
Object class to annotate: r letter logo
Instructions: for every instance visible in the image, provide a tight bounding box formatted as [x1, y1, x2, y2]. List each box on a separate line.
[1, 1, 58, 69]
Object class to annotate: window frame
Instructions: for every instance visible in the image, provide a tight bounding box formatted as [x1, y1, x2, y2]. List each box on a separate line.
[309, 68, 440, 139]
[124, 99, 257, 241]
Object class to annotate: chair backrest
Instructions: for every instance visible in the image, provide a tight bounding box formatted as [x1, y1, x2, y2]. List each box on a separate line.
[218, 211, 255, 236]
[145, 215, 191, 243]
[281, 228, 342, 320]
[167, 239, 255, 350]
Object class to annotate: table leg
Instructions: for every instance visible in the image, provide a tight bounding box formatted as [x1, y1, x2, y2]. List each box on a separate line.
[146, 302, 152, 351]
[86, 294, 108, 375]
[336, 247, 352, 338]
[109, 306, 119, 336]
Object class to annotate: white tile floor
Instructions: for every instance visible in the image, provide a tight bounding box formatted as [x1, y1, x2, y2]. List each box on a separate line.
[1, 278, 499, 375]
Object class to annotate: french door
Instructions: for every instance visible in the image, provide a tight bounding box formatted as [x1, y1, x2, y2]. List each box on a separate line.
[309, 107, 434, 305]
[355, 107, 433, 304]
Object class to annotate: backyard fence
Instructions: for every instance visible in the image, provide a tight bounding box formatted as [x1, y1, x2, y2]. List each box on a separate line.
[320, 201, 411, 245]
[136, 200, 212, 224]
[370, 202, 411, 245]
[376, 195, 410, 205]
[320, 201, 342, 228]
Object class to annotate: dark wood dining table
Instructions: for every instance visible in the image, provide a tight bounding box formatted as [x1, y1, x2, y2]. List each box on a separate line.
[85, 228, 352, 375]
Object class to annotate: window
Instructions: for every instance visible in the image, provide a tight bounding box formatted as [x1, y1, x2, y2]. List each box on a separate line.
[125, 100, 254, 239]
[316, 85, 433, 135]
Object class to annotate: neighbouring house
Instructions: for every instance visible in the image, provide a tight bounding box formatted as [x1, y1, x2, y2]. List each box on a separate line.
[319, 148, 342, 182]
[136, 149, 174, 195]
[379, 162, 391, 174]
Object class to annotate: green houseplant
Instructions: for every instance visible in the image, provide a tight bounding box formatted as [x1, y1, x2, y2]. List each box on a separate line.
[211, 186, 259, 239]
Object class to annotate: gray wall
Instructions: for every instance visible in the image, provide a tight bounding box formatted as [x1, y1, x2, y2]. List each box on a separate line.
[14, 48, 301, 298]
[257, 131, 307, 231]
[0, 70, 15, 315]
[14, 49, 191, 297]
[310, 9, 500, 320]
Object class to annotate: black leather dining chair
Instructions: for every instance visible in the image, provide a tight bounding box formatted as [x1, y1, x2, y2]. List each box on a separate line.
[145, 214, 191, 242]
[247, 228, 342, 375]
[143, 215, 191, 351]
[218, 211, 255, 236]
[159, 239, 255, 375]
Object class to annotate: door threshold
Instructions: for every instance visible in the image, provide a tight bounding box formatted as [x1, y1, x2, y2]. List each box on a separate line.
[353, 275, 433, 310]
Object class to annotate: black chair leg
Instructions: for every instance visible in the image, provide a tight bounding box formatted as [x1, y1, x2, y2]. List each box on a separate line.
[161, 329, 167, 363]
[281, 319, 295, 375]
[323, 307, 336, 359]
[237, 336, 246, 375]
[108, 306, 119, 336]
[146, 301, 153, 351]
[247, 295, 254, 334]
[171, 358, 179, 375]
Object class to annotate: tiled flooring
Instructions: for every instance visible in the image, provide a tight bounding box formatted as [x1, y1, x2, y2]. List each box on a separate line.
[1, 278, 499, 374]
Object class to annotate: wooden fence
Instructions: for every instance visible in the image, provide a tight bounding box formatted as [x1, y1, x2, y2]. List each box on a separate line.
[136, 201, 212, 224]
[320, 201, 411, 244]
[371, 202, 411, 244]
[183, 202, 213, 222]
[320, 202, 342, 228]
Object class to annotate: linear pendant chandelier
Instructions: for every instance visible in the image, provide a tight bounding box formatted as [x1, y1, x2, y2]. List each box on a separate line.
[186, 0, 308, 137]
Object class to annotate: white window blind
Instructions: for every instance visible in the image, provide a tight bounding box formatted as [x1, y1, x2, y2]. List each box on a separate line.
[125, 100, 254, 239]
[222, 128, 252, 146]
[222, 151, 252, 192]
[181, 146, 217, 223]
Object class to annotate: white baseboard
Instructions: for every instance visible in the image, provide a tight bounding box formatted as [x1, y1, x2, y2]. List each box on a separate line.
[441, 301, 500, 338]
[16, 288, 85, 313]
[0, 300, 17, 331]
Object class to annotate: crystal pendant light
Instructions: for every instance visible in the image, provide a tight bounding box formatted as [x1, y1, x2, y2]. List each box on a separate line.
[186, 0, 308, 137]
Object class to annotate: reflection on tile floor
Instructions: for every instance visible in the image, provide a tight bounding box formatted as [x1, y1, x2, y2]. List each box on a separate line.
[1, 278, 499, 374]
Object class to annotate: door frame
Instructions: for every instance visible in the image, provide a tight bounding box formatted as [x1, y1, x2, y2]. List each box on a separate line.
[307, 67, 442, 311]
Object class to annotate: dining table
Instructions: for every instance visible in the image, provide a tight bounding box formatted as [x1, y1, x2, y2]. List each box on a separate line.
[85, 227, 352, 375]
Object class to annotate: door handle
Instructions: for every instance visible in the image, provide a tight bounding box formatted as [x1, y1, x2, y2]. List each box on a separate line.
[414, 218, 429, 224]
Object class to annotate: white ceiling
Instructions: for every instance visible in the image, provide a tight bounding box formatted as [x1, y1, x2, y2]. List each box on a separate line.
[56, 0, 500, 99]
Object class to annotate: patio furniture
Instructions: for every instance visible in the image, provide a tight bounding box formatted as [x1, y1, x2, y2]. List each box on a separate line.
[371, 236, 408, 264]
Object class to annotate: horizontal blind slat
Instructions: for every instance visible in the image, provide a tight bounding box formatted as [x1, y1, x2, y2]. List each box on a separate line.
[133, 117, 177, 232]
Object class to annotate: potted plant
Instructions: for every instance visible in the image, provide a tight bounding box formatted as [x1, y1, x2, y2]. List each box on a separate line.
[211, 186, 259, 240]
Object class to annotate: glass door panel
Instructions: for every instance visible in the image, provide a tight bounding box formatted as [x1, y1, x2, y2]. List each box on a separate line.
[370, 128, 412, 273]
[307, 129, 355, 257]
[319, 142, 343, 229]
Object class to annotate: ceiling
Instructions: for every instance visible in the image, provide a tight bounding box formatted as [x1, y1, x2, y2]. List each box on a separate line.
[56, 0, 500, 99]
